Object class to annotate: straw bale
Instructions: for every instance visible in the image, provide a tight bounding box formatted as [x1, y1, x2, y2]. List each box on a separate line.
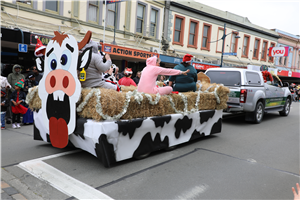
[121, 85, 137, 92]
[26, 82, 230, 121]
[156, 82, 165, 87]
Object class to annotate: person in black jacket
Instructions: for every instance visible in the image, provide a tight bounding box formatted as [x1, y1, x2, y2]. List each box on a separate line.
[1, 89, 9, 129]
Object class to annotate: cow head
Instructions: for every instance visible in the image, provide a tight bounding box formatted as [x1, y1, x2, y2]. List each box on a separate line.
[36, 31, 92, 148]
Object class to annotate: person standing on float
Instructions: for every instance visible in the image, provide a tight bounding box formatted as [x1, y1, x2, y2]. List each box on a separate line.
[137, 56, 189, 95]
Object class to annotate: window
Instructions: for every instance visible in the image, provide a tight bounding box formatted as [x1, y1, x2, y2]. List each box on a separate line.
[261, 41, 268, 61]
[205, 71, 241, 86]
[136, 4, 145, 33]
[150, 9, 158, 37]
[268, 42, 275, 62]
[242, 35, 250, 57]
[107, 3, 117, 27]
[201, 23, 211, 51]
[73, 1, 79, 18]
[279, 57, 283, 65]
[46, 1, 58, 12]
[230, 32, 239, 53]
[284, 57, 287, 66]
[16, 0, 31, 5]
[88, 1, 99, 22]
[172, 15, 185, 46]
[253, 38, 261, 60]
[298, 54, 300, 69]
[187, 19, 199, 48]
[246, 72, 261, 85]
[216, 27, 225, 53]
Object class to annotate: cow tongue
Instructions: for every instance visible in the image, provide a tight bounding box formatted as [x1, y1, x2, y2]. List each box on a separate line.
[49, 117, 69, 148]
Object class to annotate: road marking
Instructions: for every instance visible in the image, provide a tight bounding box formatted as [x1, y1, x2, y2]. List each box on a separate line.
[176, 184, 209, 199]
[18, 151, 114, 200]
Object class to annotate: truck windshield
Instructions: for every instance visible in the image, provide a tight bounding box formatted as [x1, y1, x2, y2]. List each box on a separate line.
[206, 71, 241, 86]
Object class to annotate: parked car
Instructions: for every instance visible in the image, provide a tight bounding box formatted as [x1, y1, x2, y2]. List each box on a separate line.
[205, 68, 292, 123]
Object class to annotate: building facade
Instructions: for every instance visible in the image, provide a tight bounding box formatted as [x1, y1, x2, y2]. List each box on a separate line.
[1, 0, 164, 73]
[162, 0, 280, 69]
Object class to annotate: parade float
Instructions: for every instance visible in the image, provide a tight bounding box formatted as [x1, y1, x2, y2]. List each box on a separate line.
[26, 31, 229, 167]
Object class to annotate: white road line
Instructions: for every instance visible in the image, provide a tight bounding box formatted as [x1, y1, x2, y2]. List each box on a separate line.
[176, 184, 209, 199]
[18, 151, 114, 200]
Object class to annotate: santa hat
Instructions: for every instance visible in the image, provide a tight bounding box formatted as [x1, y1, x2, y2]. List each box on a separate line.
[15, 79, 25, 89]
[1, 89, 6, 97]
[182, 54, 193, 63]
[124, 68, 133, 76]
[34, 36, 46, 57]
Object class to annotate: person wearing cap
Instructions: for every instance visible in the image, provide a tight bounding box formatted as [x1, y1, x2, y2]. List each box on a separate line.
[24, 72, 38, 94]
[10, 79, 27, 129]
[137, 56, 189, 95]
[118, 68, 137, 87]
[1, 89, 9, 129]
[169, 54, 198, 92]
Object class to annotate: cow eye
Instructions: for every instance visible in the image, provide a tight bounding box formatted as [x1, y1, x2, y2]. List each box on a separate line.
[48, 53, 57, 71]
[51, 59, 57, 70]
[60, 54, 68, 65]
[61, 50, 72, 71]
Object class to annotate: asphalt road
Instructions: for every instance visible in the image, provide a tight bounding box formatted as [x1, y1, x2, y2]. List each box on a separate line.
[1, 102, 299, 199]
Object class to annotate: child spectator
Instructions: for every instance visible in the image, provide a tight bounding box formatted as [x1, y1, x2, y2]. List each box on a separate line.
[1, 89, 9, 129]
[118, 68, 137, 87]
[10, 79, 27, 129]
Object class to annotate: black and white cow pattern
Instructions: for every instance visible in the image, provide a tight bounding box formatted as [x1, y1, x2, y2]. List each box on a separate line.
[34, 110, 222, 167]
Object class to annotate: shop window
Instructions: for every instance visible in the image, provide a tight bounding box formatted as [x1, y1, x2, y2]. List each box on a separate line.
[230, 32, 238, 53]
[268, 42, 275, 62]
[172, 15, 185, 46]
[136, 4, 145, 34]
[88, 1, 99, 22]
[201, 23, 211, 51]
[242, 35, 250, 58]
[107, 3, 117, 27]
[46, 1, 58, 12]
[261, 41, 268, 61]
[150, 9, 158, 37]
[187, 19, 199, 49]
[253, 38, 261, 60]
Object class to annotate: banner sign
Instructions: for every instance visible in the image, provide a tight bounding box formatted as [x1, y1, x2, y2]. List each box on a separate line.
[102, 43, 159, 60]
[268, 46, 289, 57]
[192, 62, 220, 70]
[106, 0, 123, 4]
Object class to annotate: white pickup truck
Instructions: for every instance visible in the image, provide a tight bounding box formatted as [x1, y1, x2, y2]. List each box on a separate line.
[205, 68, 292, 123]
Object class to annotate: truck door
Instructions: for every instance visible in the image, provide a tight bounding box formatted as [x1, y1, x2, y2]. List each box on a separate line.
[264, 84, 279, 107]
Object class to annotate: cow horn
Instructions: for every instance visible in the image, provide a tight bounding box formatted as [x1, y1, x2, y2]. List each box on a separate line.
[78, 31, 92, 50]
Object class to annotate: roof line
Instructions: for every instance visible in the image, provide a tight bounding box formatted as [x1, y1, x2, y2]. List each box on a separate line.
[170, 2, 281, 39]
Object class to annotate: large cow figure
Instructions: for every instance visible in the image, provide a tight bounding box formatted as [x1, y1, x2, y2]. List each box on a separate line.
[36, 31, 92, 148]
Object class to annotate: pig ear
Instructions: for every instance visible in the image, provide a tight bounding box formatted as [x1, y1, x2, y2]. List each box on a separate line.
[36, 57, 44, 72]
[77, 47, 92, 71]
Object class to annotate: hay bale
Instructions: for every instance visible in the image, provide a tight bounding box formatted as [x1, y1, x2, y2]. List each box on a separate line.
[197, 72, 210, 83]
[26, 82, 230, 121]
[121, 85, 137, 92]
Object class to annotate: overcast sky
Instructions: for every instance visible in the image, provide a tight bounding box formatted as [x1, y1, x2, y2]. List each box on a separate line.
[195, 0, 300, 36]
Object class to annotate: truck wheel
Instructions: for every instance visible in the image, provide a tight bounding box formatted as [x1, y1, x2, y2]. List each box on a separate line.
[253, 101, 264, 124]
[279, 98, 291, 116]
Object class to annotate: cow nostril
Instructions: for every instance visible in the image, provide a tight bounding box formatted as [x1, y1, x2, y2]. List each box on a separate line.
[50, 76, 56, 88]
[63, 76, 69, 88]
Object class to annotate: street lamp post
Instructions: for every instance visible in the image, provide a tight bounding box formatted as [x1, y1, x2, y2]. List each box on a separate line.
[210, 23, 240, 67]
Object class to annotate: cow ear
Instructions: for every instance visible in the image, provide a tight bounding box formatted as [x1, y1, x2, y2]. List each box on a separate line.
[77, 47, 92, 71]
[36, 57, 44, 72]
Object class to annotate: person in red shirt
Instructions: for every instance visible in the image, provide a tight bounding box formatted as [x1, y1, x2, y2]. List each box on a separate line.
[118, 68, 137, 87]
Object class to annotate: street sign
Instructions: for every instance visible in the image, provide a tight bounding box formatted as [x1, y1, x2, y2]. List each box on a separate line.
[18, 44, 28, 53]
[222, 52, 237, 56]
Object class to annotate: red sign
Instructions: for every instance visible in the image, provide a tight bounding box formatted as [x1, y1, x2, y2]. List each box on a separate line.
[268, 46, 289, 57]
[101, 43, 159, 60]
[192, 63, 220, 70]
